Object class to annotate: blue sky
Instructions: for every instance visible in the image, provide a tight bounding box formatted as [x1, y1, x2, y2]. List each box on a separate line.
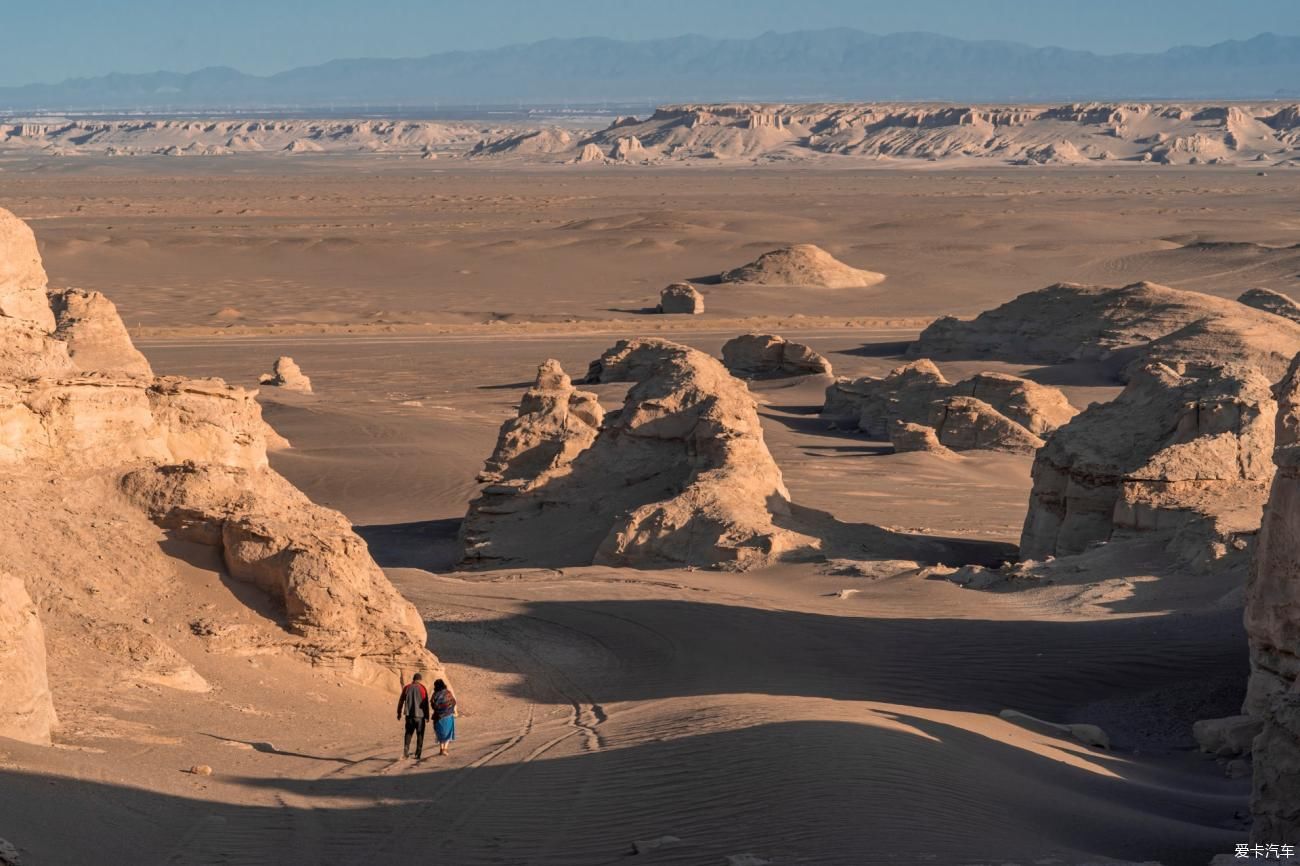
[4, 0, 1299, 87]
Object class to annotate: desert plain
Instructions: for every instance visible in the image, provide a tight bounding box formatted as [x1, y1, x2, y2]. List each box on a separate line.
[4, 145, 1300, 865]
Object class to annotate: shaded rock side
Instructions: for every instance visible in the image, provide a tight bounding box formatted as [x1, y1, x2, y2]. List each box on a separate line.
[1240, 287, 1300, 324]
[910, 281, 1300, 382]
[0, 573, 56, 745]
[461, 339, 810, 571]
[721, 333, 832, 377]
[719, 244, 885, 289]
[1246, 353, 1300, 843]
[1021, 362, 1276, 566]
[657, 282, 704, 314]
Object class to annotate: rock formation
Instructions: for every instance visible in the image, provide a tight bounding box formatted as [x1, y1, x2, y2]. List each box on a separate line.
[1021, 362, 1275, 567]
[823, 360, 1074, 452]
[0, 208, 54, 331]
[0, 573, 55, 745]
[658, 282, 705, 314]
[0, 205, 437, 744]
[1245, 353, 1300, 842]
[461, 340, 811, 570]
[259, 355, 313, 393]
[721, 333, 832, 377]
[910, 281, 1300, 383]
[718, 244, 885, 289]
[1240, 287, 1300, 324]
[889, 420, 954, 456]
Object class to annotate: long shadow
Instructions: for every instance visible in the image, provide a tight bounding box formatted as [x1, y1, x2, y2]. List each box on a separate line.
[0, 716, 1241, 864]
[605, 306, 661, 315]
[425, 597, 1246, 743]
[476, 380, 535, 391]
[835, 339, 913, 358]
[356, 518, 462, 572]
[199, 733, 359, 765]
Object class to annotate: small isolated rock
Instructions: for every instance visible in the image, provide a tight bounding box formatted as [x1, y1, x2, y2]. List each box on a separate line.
[721, 333, 832, 377]
[999, 709, 1111, 750]
[632, 835, 681, 855]
[1193, 714, 1262, 758]
[258, 356, 312, 393]
[0, 837, 19, 866]
[189, 764, 213, 776]
[889, 420, 955, 456]
[658, 283, 704, 315]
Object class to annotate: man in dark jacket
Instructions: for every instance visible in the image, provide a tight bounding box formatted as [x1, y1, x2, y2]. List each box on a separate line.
[397, 672, 430, 759]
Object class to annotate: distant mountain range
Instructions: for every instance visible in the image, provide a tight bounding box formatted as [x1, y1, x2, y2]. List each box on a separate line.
[2, 29, 1299, 112]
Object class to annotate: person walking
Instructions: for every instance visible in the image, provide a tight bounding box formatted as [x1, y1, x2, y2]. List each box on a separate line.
[431, 678, 457, 756]
[397, 672, 430, 759]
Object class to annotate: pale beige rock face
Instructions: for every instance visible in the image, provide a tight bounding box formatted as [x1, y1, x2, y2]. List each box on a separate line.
[258, 355, 312, 393]
[0, 573, 56, 745]
[462, 339, 810, 571]
[719, 244, 885, 289]
[889, 420, 953, 456]
[49, 289, 152, 376]
[721, 333, 832, 377]
[0, 207, 438, 737]
[1021, 362, 1276, 565]
[1246, 353, 1300, 843]
[0, 207, 54, 331]
[658, 283, 704, 314]
[927, 396, 1045, 454]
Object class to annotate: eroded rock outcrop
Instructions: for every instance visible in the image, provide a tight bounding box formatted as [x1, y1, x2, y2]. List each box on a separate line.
[0, 205, 437, 743]
[1240, 287, 1300, 324]
[721, 333, 832, 377]
[718, 244, 885, 289]
[1246, 353, 1300, 842]
[259, 355, 313, 393]
[822, 359, 1074, 452]
[910, 281, 1300, 382]
[0, 208, 54, 331]
[0, 573, 56, 745]
[1021, 362, 1275, 567]
[461, 339, 810, 570]
[658, 282, 704, 314]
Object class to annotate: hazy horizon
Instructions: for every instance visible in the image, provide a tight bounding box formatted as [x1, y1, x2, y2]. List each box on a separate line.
[4, 0, 1300, 88]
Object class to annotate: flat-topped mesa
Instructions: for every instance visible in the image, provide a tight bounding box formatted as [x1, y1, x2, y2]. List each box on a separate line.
[1240, 287, 1300, 324]
[259, 355, 313, 393]
[822, 359, 1075, 453]
[909, 281, 1300, 382]
[1246, 353, 1300, 842]
[719, 244, 885, 289]
[1020, 362, 1276, 569]
[721, 333, 832, 377]
[0, 205, 438, 744]
[461, 339, 811, 571]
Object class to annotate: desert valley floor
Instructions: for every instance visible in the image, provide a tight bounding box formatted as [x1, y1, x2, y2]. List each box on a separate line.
[5, 158, 1300, 865]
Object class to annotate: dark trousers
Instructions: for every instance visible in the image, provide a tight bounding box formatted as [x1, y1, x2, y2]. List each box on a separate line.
[404, 717, 426, 757]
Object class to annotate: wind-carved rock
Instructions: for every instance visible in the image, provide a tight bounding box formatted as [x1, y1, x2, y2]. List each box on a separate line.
[721, 333, 832, 377]
[1240, 287, 1300, 325]
[1246, 354, 1300, 843]
[719, 244, 885, 289]
[1020, 362, 1276, 568]
[259, 355, 313, 393]
[461, 340, 811, 570]
[658, 283, 704, 314]
[822, 359, 1074, 453]
[0, 205, 437, 744]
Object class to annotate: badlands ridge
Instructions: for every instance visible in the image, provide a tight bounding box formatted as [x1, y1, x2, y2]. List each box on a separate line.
[4, 102, 1300, 165]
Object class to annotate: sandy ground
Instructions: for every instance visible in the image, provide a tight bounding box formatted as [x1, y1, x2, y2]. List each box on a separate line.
[1, 159, 1288, 865]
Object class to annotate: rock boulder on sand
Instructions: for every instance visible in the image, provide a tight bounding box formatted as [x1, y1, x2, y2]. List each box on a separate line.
[889, 420, 954, 456]
[1239, 287, 1300, 324]
[719, 244, 885, 289]
[721, 333, 832, 377]
[1246, 353, 1300, 842]
[461, 338, 811, 570]
[823, 359, 1074, 450]
[910, 281, 1300, 382]
[259, 356, 313, 393]
[1021, 362, 1276, 567]
[657, 282, 705, 314]
[0, 573, 56, 745]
